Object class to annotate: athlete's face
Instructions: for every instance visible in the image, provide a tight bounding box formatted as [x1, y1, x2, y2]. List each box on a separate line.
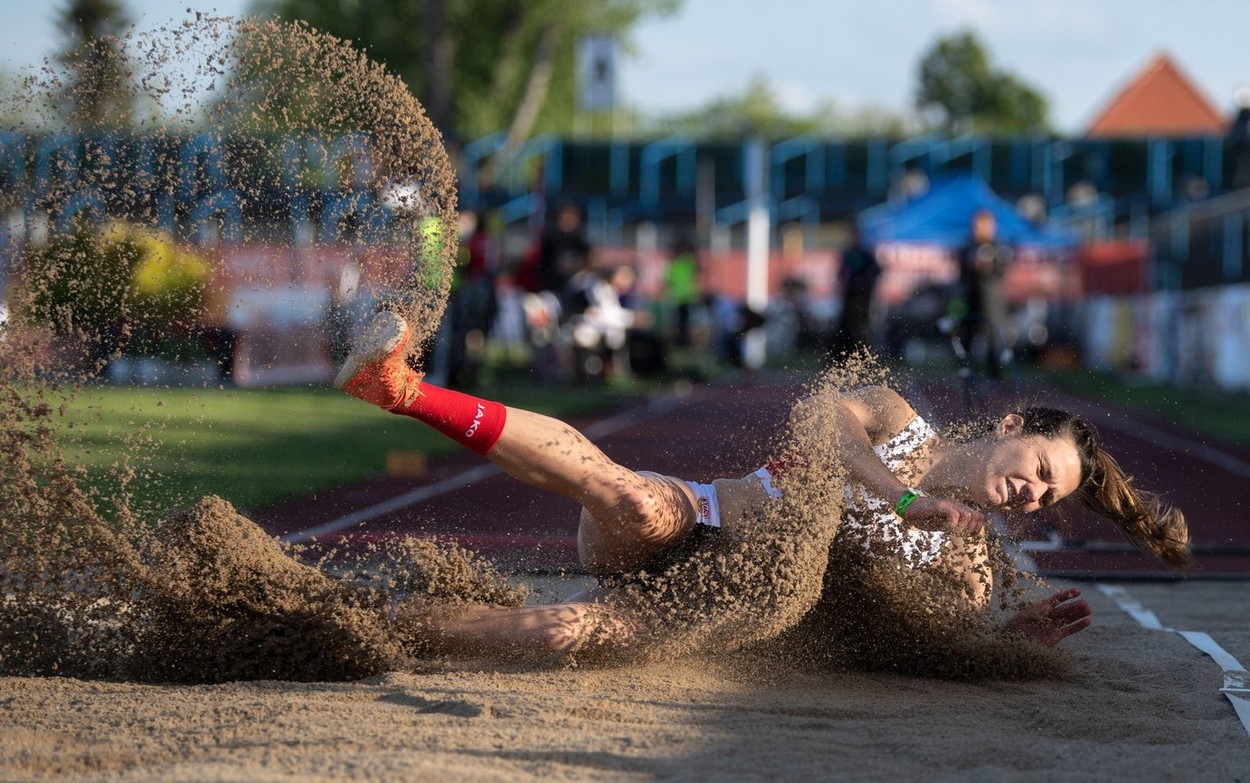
[978, 416, 1083, 514]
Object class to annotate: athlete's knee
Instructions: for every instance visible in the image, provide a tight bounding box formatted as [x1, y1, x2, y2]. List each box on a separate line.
[578, 476, 691, 574]
[617, 483, 664, 528]
[607, 477, 687, 540]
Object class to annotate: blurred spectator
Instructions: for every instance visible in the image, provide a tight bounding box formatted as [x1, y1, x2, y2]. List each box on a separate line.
[834, 226, 880, 353]
[956, 209, 1013, 379]
[663, 234, 702, 347]
[198, 325, 236, 384]
[710, 294, 767, 368]
[533, 201, 592, 297]
[563, 264, 656, 382]
[424, 212, 470, 386]
[490, 279, 531, 365]
[767, 276, 807, 357]
[1228, 86, 1250, 190]
[447, 210, 500, 387]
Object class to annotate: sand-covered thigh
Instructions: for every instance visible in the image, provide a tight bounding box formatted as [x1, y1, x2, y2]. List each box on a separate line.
[1, 578, 1246, 782]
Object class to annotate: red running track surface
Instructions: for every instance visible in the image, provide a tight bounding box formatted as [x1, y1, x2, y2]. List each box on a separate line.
[255, 375, 1250, 579]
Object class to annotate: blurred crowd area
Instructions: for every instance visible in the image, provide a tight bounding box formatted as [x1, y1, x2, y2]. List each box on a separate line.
[333, 201, 833, 389]
[0, 186, 1235, 394]
[405, 200, 1081, 393]
[7, 5, 1250, 395]
[0, 198, 1012, 391]
[4, 125, 1250, 392]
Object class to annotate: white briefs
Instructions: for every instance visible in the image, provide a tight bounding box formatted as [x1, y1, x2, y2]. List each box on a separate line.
[685, 470, 777, 529]
[753, 467, 784, 500]
[684, 480, 723, 528]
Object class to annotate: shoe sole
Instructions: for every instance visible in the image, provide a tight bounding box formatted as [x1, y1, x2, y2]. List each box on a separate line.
[333, 310, 409, 389]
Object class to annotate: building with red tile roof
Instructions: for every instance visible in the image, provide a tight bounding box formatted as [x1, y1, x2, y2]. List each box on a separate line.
[1086, 53, 1227, 137]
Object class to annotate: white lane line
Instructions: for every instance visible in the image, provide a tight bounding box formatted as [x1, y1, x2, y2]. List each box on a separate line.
[283, 394, 684, 544]
[283, 463, 499, 544]
[1096, 583, 1250, 738]
[1095, 584, 1166, 630]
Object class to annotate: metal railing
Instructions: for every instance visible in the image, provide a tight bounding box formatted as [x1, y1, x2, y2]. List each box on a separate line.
[1, 131, 1239, 242]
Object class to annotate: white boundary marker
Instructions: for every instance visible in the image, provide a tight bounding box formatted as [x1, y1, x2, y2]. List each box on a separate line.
[283, 394, 684, 544]
[1096, 584, 1250, 737]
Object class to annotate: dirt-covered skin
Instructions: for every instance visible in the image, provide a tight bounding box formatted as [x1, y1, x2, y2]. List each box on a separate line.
[565, 356, 1067, 679]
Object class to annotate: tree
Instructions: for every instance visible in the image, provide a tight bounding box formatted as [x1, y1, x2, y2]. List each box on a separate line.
[648, 76, 917, 140]
[0, 70, 57, 133]
[915, 30, 1049, 135]
[651, 76, 819, 139]
[252, 0, 681, 147]
[985, 72, 1048, 134]
[55, 0, 135, 129]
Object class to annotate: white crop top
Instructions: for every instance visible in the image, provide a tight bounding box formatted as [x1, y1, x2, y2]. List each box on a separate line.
[754, 415, 946, 568]
[839, 416, 945, 567]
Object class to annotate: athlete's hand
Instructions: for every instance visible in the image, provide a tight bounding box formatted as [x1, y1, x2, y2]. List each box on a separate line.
[1001, 588, 1092, 647]
[901, 495, 984, 535]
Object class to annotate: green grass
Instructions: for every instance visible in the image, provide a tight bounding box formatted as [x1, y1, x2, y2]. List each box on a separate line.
[59, 381, 644, 519]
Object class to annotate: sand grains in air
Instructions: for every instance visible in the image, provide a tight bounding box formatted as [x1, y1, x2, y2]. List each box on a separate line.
[3, 15, 1064, 686]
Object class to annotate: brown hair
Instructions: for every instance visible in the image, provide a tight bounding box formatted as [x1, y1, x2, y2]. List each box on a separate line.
[1018, 407, 1192, 569]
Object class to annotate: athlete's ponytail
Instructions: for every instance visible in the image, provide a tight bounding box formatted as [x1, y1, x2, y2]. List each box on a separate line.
[1018, 407, 1192, 569]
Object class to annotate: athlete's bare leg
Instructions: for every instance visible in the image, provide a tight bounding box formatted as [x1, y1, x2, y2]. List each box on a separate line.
[337, 311, 699, 575]
[395, 596, 635, 659]
[488, 409, 698, 574]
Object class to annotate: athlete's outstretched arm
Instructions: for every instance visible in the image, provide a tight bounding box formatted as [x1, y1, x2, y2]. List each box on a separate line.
[1001, 587, 1092, 646]
[792, 386, 983, 535]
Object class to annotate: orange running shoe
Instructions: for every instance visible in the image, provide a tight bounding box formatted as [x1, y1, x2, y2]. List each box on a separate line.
[334, 311, 422, 409]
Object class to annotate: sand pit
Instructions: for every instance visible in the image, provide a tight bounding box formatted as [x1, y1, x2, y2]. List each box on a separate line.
[1, 577, 1247, 782]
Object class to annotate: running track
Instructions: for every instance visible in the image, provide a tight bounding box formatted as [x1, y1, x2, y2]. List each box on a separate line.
[255, 375, 1250, 579]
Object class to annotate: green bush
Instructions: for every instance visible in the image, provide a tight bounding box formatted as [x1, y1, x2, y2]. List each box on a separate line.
[120, 224, 211, 330]
[18, 222, 211, 358]
[20, 225, 139, 337]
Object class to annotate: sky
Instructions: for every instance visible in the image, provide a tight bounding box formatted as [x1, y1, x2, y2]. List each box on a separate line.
[1, 0, 1246, 135]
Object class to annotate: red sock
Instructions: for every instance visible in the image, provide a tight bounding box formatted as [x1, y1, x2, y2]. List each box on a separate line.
[393, 383, 507, 456]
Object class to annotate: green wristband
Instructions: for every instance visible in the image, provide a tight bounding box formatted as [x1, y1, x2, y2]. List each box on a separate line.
[895, 488, 924, 518]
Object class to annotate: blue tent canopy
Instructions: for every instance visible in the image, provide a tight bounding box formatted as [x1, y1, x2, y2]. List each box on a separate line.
[857, 175, 1076, 250]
